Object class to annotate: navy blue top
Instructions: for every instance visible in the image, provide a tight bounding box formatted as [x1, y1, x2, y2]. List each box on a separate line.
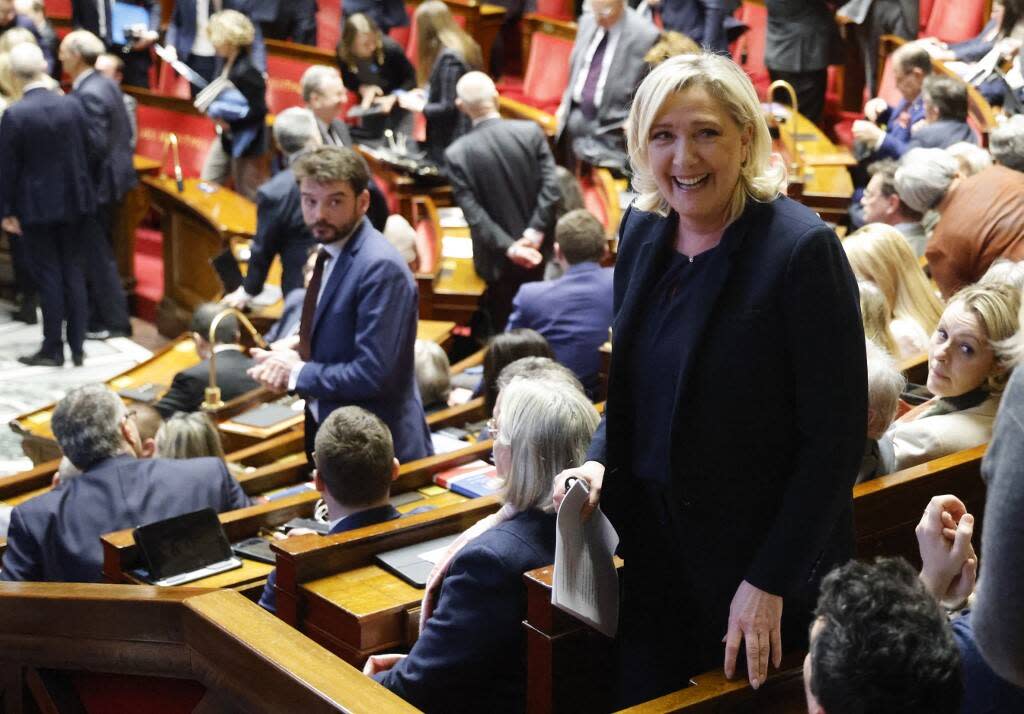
[629, 242, 722, 487]
[953, 609, 1024, 713]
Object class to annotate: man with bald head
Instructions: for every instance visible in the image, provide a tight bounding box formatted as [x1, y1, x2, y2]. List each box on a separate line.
[0, 42, 95, 366]
[445, 71, 561, 335]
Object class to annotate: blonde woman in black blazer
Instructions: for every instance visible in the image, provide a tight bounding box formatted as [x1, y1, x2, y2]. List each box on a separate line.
[555, 53, 867, 707]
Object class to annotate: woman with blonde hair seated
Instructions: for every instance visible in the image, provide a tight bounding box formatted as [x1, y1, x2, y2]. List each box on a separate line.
[154, 412, 226, 460]
[366, 376, 600, 712]
[844, 223, 945, 358]
[882, 282, 1021, 472]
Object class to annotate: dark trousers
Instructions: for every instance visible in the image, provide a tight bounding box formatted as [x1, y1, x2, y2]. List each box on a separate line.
[24, 221, 87, 359]
[304, 406, 318, 467]
[84, 204, 131, 333]
[115, 46, 152, 89]
[476, 261, 544, 338]
[767, 67, 828, 125]
[261, 4, 316, 46]
[7, 232, 37, 300]
[862, 1, 915, 96]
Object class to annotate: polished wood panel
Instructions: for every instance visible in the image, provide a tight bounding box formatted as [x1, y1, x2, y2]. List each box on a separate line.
[0, 582, 417, 713]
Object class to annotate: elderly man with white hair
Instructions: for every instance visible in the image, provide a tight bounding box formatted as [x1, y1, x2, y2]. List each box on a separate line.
[444, 71, 561, 335]
[989, 115, 1024, 174]
[895, 147, 1024, 298]
[301, 64, 352, 148]
[0, 42, 95, 366]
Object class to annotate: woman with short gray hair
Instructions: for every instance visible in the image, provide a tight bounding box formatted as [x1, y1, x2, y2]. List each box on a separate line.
[896, 146, 1024, 297]
[367, 377, 600, 712]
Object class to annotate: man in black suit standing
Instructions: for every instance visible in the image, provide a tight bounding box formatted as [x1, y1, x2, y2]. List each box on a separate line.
[248, 0, 316, 46]
[445, 72, 561, 335]
[0, 384, 250, 583]
[0, 43, 95, 367]
[61, 29, 134, 340]
[839, 0, 919, 96]
[155, 302, 260, 418]
[764, 0, 840, 125]
[71, 0, 159, 88]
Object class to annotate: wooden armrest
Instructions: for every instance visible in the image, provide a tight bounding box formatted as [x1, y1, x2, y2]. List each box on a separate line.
[498, 96, 558, 136]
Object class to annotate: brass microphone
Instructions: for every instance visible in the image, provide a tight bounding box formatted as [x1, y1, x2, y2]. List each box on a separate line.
[201, 307, 269, 411]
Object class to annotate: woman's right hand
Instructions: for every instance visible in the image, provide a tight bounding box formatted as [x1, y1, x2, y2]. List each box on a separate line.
[552, 461, 605, 520]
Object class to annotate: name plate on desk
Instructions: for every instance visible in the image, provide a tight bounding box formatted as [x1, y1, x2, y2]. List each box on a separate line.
[230, 403, 299, 429]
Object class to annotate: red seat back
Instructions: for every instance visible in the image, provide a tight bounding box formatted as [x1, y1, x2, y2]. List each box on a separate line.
[43, 0, 71, 17]
[731, 2, 768, 97]
[135, 104, 217, 178]
[156, 60, 191, 99]
[923, 0, 987, 44]
[265, 54, 314, 115]
[521, 32, 574, 110]
[317, 0, 341, 51]
[534, 0, 572, 21]
[919, 0, 936, 33]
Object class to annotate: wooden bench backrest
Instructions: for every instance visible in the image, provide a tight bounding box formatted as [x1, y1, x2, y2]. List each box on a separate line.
[0, 582, 417, 713]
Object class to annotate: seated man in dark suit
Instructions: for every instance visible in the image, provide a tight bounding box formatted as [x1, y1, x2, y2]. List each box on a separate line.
[259, 405, 401, 613]
[506, 209, 613, 396]
[445, 72, 561, 335]
[0, 384, 249, 582]
[154, 303, 260, 418]
[302, 65, 353, 148]
[907, 75, 977, 151]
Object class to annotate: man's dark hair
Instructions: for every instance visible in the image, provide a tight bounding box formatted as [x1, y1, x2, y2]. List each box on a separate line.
[314, 406, 394, 507]
[867, 159, 923, 220]
[810, 557, 962, 714]
[894, 43, 933, 76]
[292, 146, 370, 194]
[556, 209, 607, 264]
[923, 75, 968, 122]
[191, 302, 239, 345]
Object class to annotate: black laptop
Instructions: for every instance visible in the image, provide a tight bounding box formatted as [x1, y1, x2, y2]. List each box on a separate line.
[132, 508, 243, 586]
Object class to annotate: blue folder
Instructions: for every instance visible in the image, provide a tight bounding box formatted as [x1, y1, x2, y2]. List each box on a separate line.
[111, 2, 150, 46]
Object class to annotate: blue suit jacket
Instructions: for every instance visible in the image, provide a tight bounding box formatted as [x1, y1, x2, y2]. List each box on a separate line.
[258, 504, 401, 613]
[875, 94, 926, 160]
[660, 0, 739, 54]
[0, 87, 95, 226]
[73, 71, 138, 205]
[374, 509, 556, 714]
[245, 168, 313, 296]
[0, 455, 249, 583]
[507, 262, 613, 394]
[295, 219, 433, 462]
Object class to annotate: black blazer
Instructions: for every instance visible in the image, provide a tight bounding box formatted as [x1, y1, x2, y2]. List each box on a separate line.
[423, 48, 472, 164]
[0, 87, 95, 226]
[444, 117, 561, 284]
[0, 455, 249, 583]
[222, 49, 268, 157]
[590, 197, 866, 610]
[245, 168, 313, 296]
[339, 36, 417, 96]
[154, 348, 260, 417]
[73, 71, 138, 205]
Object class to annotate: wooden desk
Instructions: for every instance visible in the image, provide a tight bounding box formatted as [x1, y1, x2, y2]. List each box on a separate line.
[0, 583, 417, 713]
[9, 336, 201, 464]
[143, 176, 257, 337]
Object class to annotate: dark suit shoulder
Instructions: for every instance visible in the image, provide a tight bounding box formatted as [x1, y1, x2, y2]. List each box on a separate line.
[464, 510, 557, 568]
[257, 168, 297, 202]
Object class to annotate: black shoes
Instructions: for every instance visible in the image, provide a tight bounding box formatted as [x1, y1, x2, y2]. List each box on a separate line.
[72, 353, 84, 367]
[18, 352, 63, 367]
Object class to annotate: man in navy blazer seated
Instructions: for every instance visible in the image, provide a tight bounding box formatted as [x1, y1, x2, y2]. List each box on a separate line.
[0, 43, 95, 367]
[61, 29, 135, 341]
[248, 146, 433, 463]
[0, 384, 250, 583]
[853, 42, 931, 163]
[154, 302, 260, 418]
[506, 209, 613, 397]
[259, 405, 401, 613]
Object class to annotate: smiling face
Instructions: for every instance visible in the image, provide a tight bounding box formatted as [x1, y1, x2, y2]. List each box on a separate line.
[299, 178, 369, 244]
[927, 299, 996, 398]
[309, 74, 347, 123]
[646, 86, 752, 235]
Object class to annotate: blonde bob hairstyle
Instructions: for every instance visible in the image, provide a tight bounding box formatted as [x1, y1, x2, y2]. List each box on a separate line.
[207, 10, 256, 50]
[947, 282, 1021, 394]
[627, 52, 786, 220]
[494, 377, 600, 513]
[843, 223, 944, 338]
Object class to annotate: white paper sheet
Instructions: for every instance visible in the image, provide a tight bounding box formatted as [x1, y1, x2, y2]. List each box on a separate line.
[552, 480, 620, 638]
